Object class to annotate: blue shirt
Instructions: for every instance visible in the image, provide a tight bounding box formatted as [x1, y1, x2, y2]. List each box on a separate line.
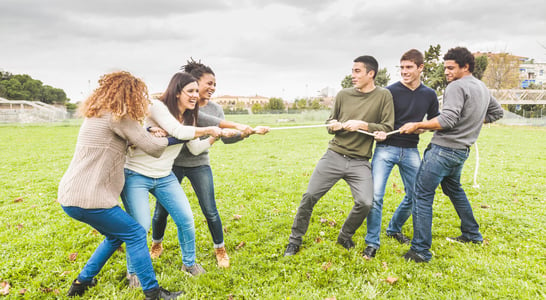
[380, 81, 439, 148]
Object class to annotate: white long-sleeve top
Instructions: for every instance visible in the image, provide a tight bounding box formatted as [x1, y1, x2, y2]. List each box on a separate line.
[124, 99, 212, 178]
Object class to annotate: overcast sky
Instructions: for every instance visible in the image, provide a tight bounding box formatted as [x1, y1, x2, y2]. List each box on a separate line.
[1, 0, 545, 102]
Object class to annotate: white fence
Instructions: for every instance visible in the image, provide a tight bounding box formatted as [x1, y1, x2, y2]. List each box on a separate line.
[0, 97, 69, 123]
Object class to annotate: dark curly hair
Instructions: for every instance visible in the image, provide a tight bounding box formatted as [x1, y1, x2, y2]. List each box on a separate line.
[180, 58, 215, 80]
[443, 47, 475, 73]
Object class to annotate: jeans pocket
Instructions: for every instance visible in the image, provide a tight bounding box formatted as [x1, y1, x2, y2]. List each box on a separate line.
[124, 168, 139, 178]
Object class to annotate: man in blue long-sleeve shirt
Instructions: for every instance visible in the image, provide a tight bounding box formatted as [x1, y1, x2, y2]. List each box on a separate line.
[399, 47, 504, 262]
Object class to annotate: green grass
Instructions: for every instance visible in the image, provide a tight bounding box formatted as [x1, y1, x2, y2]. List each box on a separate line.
[0, 117, 545, 299]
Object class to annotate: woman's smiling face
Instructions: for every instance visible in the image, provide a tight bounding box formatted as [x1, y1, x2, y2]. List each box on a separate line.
[177, 81, 199, 111]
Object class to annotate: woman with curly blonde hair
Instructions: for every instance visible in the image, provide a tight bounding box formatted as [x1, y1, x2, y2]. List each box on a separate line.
[58, 71, 183, 299]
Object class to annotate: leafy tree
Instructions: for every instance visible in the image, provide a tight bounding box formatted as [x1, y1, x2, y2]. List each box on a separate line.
[266, 97, 285, 110]
[423, 44, 446, 94]
[0, 70, 68, 104]
[375, 68, 390, 87]
[310, 99, 321, 110]
[251, 103, 264, 114]
[482, 53, 521, 89]
[293, 98, 308, 109]
[341, 75, 352, 88]
[474, 55, 488, 80]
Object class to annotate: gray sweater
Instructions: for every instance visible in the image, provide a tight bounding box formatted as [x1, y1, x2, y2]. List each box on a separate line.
[433, 75, 503, 149]
[173, 101, 243, 167]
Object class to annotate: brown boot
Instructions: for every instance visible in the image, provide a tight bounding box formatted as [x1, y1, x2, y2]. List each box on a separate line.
[150, 242, 163, 259]
[215, 247, 230, 268]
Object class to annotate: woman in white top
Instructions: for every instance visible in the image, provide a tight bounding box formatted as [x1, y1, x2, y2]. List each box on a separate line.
[121, 72, 230, 285]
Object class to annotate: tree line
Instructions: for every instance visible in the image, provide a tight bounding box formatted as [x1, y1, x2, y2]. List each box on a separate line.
[0, 70, 69, 104]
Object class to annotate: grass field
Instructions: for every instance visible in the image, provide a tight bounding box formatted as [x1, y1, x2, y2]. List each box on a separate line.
[1, 115, 545, 299]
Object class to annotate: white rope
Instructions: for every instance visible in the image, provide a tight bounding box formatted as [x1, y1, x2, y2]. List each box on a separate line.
[269, 124, 330, 130]
[473, 142, 480, 188]
[269, 124, 400, 137]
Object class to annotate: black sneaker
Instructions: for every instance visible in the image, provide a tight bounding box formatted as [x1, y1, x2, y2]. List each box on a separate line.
[284, 243, 300, 256]
[67, 278, 97, 297]
[362, 246, 377, 260]
[144, 286, 183, 300]
[446, 235, 482, 244]
[403, 249, 428, 263]
[336, 236, 355, 250]
[387, 232, 411, 245]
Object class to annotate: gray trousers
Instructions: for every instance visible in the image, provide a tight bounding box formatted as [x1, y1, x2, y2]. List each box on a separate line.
[289, 149, 373, 246]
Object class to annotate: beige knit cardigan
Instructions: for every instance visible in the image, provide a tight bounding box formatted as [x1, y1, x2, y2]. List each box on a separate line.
[57, 113, 168, 209]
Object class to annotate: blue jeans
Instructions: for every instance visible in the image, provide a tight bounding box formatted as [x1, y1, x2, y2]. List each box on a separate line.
[61, 205, 159, 292]
[366, 144, 421, 249]
[411, 144, 483, 261]
[120, 169, 196, 270]
[153, 165, 224, 247]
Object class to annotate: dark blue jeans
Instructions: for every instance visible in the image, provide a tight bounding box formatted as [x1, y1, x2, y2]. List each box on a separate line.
[61, 205, 159, 292]
[153, 165, 224, 247]
[411, 144, 483, 261]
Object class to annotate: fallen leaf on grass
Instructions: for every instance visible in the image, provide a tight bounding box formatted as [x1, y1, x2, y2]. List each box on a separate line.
[91, 229, 99, 236]
[1, 281, 10, 295]
[315, 237, 323, 243]
[223, 226, 230, 233]
[68, 252, 78, 261]
[320, 218, 328, 224]
[382, 262, 388, 269]
[16, 224, 24, 230]
[480, 204, 490, 209]
[14, 197, 24, 203]
[60, 270, 72, 277]
[233, 214, 242, 220]
[228, 294, 234, 300]
[324, 296, 336, 300]
[236, 241, 245, 250]
[328, 220, 336, 227]
[306, 272, 311, 279]
[40, 287, 60, 294]
[321, 262, 332, 271]
[19, 289, 26, 295]
[117, 246, 125, 253]
[385, 277, 398, 285]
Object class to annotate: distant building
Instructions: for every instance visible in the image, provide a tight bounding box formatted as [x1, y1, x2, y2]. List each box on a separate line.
[212, 95, 269, 109]
[519, 62, 546, 88]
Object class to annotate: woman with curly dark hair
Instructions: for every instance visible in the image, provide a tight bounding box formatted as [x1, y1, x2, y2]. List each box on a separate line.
[58, 71, 182, 299]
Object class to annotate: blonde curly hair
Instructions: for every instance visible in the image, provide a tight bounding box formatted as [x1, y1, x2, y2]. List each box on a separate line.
[79, 71, 150, 121]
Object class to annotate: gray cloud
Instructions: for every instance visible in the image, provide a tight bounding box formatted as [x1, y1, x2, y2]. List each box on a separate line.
[1, 0, 545, 102]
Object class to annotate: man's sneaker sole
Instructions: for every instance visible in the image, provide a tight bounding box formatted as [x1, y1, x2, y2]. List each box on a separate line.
[446, 236, 483, 244]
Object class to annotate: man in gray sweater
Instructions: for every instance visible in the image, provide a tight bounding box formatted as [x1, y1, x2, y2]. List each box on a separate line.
[399, 47, 504, 262]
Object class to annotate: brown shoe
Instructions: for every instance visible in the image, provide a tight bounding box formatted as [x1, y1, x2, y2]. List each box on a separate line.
[215, 247, 230, 268]
[150, 242, 163, 259]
